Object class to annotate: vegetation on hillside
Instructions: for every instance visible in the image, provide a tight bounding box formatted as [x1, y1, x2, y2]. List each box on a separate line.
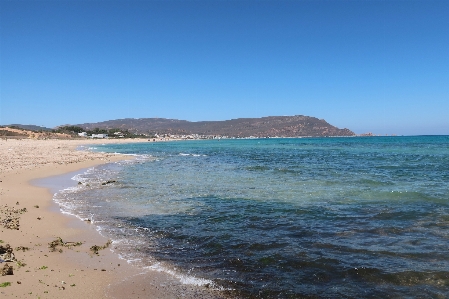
[0, 129, 28, 137]
[6, 124, 53, 132]
[54, 126, 145, 138]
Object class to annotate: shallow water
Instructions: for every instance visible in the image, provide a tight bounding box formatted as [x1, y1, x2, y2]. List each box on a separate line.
[55, 136, 449, 298]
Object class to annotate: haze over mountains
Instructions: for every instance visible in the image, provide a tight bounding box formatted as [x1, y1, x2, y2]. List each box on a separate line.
[75, 115, 355, 137]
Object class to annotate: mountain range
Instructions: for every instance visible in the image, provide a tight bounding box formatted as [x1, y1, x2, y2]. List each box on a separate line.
[75, 115, 355, 137]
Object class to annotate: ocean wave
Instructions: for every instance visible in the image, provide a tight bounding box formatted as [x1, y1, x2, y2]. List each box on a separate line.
[179, 153, 207, 157]
[146, 262, 220, 288]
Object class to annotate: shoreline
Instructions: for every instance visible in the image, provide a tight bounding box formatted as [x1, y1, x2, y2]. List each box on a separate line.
[0, 139, 224, 298]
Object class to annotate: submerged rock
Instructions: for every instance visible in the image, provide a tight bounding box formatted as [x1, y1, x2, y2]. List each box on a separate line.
[101, 180, 117, 185]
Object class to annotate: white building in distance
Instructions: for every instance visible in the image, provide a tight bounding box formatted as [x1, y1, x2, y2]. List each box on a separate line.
[91, 134, 108, 139]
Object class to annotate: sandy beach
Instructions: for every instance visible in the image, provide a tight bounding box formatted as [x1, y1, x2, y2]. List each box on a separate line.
[0, 138, 223, 298]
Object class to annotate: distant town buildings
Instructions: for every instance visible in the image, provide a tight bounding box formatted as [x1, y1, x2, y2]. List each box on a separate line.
[91, 134, 108, 139]
[113, 132, 125, 138]
[77, 132, 109, 138]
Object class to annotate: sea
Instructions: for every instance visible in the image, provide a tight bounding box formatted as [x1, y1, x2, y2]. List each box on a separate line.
[53, 136, 449, 298]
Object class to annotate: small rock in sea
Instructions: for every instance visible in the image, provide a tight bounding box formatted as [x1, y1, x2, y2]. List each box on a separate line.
[101, 180, 117, 185]
[37, 217, 41, 220]
[78, 182, 82, 185]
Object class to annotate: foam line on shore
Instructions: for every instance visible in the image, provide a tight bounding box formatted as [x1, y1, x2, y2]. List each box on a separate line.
[0, 138, 224, 298]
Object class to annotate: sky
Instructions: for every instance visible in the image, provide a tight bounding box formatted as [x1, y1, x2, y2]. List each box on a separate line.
[1, 0, 448, 135]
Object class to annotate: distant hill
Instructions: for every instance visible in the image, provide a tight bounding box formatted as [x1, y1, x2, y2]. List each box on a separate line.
[76, 115, 355, 137]
[4, 124, 53, 132]
[0, 126, 72, 139]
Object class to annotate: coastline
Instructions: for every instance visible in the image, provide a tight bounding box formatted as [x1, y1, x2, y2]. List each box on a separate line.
[0, 138, 223, 298]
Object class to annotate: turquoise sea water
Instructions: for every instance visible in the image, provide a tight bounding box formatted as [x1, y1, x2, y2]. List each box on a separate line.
[56, 136, 449, 298]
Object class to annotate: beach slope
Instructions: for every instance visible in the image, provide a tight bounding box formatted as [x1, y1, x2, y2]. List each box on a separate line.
[0, 138, 224, 298]
[0, 139, 140, 298]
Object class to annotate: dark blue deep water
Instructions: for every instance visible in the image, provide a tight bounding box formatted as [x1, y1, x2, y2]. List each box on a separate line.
[56, 136, 449, 298]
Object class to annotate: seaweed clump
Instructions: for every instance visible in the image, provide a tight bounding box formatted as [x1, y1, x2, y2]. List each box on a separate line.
[0, 244, 15, 262]
[48, 237, 82, 253]
[0, 205, 27, 230]
[90, 240, 112, 255]
[1, 264, 13, 276]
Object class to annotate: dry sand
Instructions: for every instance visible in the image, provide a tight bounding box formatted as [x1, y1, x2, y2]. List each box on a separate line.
[0, 139, 225, 298]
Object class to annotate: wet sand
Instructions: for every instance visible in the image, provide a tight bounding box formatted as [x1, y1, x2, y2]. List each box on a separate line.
[0, 139, 224, 298]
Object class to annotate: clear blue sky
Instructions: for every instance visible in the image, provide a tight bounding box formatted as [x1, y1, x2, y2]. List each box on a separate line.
[1, 0, 448, 135]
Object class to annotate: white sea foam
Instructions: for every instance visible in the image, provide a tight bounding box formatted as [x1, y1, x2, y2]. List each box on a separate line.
[179, 153, 206, 157]
[146, 263, 218, 288]
[49, 148, 223, 293]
